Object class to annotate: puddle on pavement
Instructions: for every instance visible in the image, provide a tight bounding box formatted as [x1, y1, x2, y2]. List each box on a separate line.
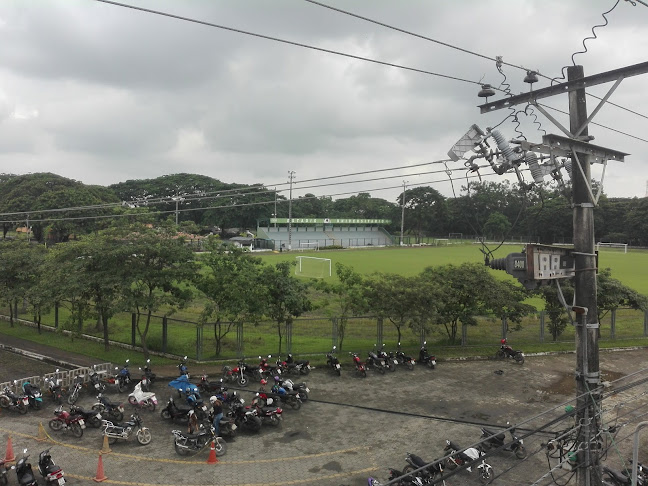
[309, 461, 342, 473]
[540, 369, 626, 395]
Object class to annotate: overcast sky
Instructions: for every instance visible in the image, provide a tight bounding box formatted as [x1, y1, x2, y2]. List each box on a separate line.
[1, 0, 647, 205]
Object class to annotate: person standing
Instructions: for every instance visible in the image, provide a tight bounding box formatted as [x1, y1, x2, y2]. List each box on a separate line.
[209, 396, 223, 437]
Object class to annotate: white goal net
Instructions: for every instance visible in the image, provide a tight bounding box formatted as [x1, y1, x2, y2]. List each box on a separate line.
[295, 256, 332, 278]
[298, 241, 320, 251]
[596, 242, 628, 253]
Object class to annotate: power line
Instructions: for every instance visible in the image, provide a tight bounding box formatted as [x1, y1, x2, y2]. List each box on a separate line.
[94, 0, 488, 88]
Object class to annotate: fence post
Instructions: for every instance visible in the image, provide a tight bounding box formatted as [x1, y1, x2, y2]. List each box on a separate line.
[501, 316, 508, 340]
[331, 318, 338, 350]
[539, 311, 545, 343]
[376, 318, 383, 347]
[461, 323, 467, 346]
[236, 322, 244, 359]
[54, 302, 59, 329]
[196, 324, 203, 361]
[162, 317, 168, 354]
[644, 310, 648, 337]
[420, 328, 426, 346]
[610, 309, 616, 339]
[286, 321, 293, 354]
[131, 313, 136, 347]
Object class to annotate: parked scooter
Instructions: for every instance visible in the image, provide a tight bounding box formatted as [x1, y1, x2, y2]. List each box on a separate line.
[101, 413, 152, 445]
[43, 373, 64, 405]
[326, 346, 342, 376]
[37, 449, 65, 486]
[22, 381, 43, 410]
[49, 406, 85, 438]
[395, 343, 416, 370]
[0, 385, 29, 414]
[92, 393, 125, 422]
[115, 359, 133, 392]
[402, 451, 444, 482]
[444, 439, 493, 483]
[12, 449, 38, 486]
[496, 339, 525, 364]
[160, 397, 192, 423]
[172, 425, 227, 457]
[479, 422, 527, 459]
[350, 352, 367, 378]
[69, 405, 103, 428]
[418, 341, 437, 369]
[178, 356, 190, 378]
[128, 382, 158, 411]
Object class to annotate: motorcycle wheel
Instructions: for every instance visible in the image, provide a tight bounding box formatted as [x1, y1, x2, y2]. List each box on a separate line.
[67, 391, 78, 405]
[111, 410, 124, 422]
[360, 369, 367, 378]
[388, 362, 396, 372]
[445, 459, 458, 470]
[300, 367, 310, 376]
[136, 428, 152, 445]
[108, 436, 118, 445]
[269, 415, 281, 427]
[407, 362, 414, 371]
[18, 402, 27, 414]
[495, 350, 506, 360]
[0, 397, 9, 408]
[49, 419, 63, 431]
[89, 415, 102, 428]
[33, 400, 41, 410]
[515, 445, 527, 459]
[247, 416, 262, 432]
[238, 376, 248, 387]
[479, 467, 493, 483]
[299, 391, 309, 402]
[174, 442, 189, 456]
[289, 399, 302, 411]
[378, 366, 385, 375]
[214, 438, 227, 457]
[71, 423, 83, 438]
[128, 396, 137, 405]
[146, 400, 156, 412]
[161, 409, 171, 420]
[118, 381, 126, 393]
[515, 353, 525, 365]
[336, 368, 341, 376]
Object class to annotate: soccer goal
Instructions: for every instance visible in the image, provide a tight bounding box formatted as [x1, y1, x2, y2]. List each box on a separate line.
[298, 241, 320, 252]
[596, 242, 628, 253]
[295, 256, 332, 278]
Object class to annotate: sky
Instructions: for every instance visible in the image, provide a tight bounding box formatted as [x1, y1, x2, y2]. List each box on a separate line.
[1, 0, 647, 206]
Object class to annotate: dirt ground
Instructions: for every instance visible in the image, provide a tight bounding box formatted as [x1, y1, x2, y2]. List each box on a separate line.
[1, 343, 647, 486]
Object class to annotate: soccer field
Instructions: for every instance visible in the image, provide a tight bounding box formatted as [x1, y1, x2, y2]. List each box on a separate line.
[257, 244, 648, 295]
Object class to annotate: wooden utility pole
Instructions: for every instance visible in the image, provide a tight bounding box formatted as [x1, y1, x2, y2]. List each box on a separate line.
[569, 65, 601, 486]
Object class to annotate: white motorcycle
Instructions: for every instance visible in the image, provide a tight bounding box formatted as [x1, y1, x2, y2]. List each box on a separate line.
[127, 382, 157, 411]
[101, 413, 152, 445]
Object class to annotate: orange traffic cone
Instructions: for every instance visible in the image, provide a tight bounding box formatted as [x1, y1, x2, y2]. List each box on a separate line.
[4, 436, 16, 463]
[100, 435, 112, 454]
[37, 423, 48, 442]
[206, 440, 218, 464]
[93, 453, 107, 482]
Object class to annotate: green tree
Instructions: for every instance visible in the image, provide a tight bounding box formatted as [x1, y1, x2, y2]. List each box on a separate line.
[420, 263, 534, 343]
[483, 212, 512, 240]
[536, 284, 570, 341]
[259, 261, 312, 355]
[397, 186, 447, 240]
[198, 242, 265, 356]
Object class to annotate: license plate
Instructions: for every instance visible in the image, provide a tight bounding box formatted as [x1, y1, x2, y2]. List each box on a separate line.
[231, 424, 237, 430]
[335, 364, 340, 369]
[79, 419, 85, 426]
[118, 406, 124, 412]
[379, 360, 385, 365]
[431, 360, 436, 365]
[58, 478, 65, 485]
[96, 413, 102, 420]
[393, 359, 398, 364]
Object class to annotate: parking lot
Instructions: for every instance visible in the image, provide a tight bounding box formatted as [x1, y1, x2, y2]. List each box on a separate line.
[1, 345, 648, 486]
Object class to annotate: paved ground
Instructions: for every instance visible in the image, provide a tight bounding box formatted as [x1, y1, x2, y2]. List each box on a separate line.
[1, 336, 647, 486]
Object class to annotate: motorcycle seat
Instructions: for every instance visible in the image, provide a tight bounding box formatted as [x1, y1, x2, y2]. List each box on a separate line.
[409, 454, 427, 468]
[603, 467, 629, 483]
[481, 428, 506, 442]
[45, 464, 60, 474]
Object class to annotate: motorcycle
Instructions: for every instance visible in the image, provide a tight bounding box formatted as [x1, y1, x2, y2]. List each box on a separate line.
[272, 376, 309, 402]
[228, 400, 262, 433]
[12, 449, 38, 486]
[115, 359, 133, 392]
[43, 374, 64, 405]
[178, 356, 190, 378]
[127, 382, 158, 411]
[160, 397, 193, 423]
[66, 375, 84, 405]
[284, 354, 311, 375]
[207, 410, 238, 439]
[479, 422, 527, 459]
[326, 346, 342, 376]
[37, 448, 66, 486]
[253, 403, 283, 426]
[197, 375, 226, 394]
[418, 341, 437, 369]
[395, 344, 416, 370]
[168, 375, 199, 398]
[0, 458, 7, 486]
[88, 366, 106, 394]
[496, 339, 525, 364]
[402, 451, 444, 482]
[142, 359, 156, 389]
[270, 384, 303, 410]
[366, 350, 388, 374]
[258, 355, 281, 378]
[69, 405, 103, 428]
[368, 468, 427, 486]
[230, 360, 262, 387]
[443, 439, 493, 483]
[49, 406, 85, 438]
[602, 461, 648, 486]
[0, 385, 29, 414]
[92, 393, 125, 422]
[351, 352, 367, 378]
[22, 381, 43, 410]
[171, 425, 227, 457]
[101, 413, 152, 445]
[376, 344, 397, 372]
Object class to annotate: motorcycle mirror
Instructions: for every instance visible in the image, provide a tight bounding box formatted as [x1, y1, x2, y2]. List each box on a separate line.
[333, 346, 336, 350]
[126, 359, 130, 364]
[55, 368, 60, 373]
[183, 355, 188, 360]
[22, 448, 28, 454]
[147, 359, 151, 364]
[268, 354, 272, 358]
[423, 341, 427, 345]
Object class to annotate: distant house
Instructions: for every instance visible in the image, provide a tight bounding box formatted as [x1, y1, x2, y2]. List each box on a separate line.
[227, 236, 254, 249]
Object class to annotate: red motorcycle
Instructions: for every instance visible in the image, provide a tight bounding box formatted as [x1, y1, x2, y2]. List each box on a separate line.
[49, 406, 85, 438]
[496, 339, 525, 364]
[351, 352, 367, 378]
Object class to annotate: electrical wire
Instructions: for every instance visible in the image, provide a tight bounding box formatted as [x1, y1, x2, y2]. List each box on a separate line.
[93, 0, 489, 88]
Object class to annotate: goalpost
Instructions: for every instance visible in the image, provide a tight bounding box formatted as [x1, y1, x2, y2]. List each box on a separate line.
[596, 242, 628, 253]
[295, 256, 332, 278]
[298, 241, 320, 252]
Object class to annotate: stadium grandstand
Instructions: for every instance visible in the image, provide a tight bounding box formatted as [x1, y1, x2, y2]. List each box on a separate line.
[257, 218, 393, 250]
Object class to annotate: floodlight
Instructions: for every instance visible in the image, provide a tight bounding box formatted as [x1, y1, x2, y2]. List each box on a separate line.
[447, 124, 486, 161]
